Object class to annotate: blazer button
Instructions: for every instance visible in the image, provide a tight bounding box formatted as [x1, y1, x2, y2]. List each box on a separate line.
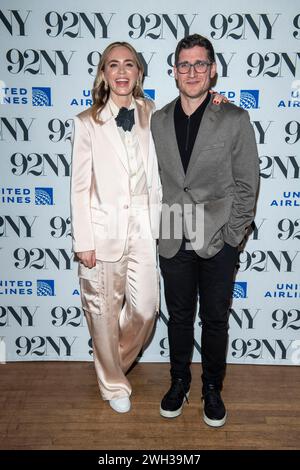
[184, 187, 190, 192]
[124, 204, 129, 209]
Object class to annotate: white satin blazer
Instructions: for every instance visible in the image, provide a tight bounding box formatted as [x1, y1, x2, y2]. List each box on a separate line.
[70, 98, 162, 262]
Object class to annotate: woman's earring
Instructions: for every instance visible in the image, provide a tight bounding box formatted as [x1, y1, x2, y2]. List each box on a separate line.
[135, 78, 141, 91]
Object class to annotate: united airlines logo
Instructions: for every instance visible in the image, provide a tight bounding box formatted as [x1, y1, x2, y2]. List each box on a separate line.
[37, 280, 55, 296]
[218, 89, 259, 109]
[264, 283, 300, 299]
[0, 279, 33, 295]
[0, 85, 52, 106]
[0, 187, 30, 204]
[32, 87, 52, 106]
[70, 89, 92, 107]
[35, 187, 54, 205]
[232, 282, 247, 298]
[270, 191, 300, 207]
[240, 90, 259, 109]
[277, 81, 300, 108]
[144, 89, 155, 100]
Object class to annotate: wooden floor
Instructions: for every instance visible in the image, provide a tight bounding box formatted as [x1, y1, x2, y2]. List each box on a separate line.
[0, 362, 299, 450]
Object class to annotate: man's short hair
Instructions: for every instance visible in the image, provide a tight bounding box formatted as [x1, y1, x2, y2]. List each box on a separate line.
[175, 34, 215, 65]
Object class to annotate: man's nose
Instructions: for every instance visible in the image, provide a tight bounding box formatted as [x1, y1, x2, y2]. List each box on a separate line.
[188, 64, 196, 77]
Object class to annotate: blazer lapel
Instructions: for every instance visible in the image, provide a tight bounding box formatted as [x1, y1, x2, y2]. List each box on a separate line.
[163, 99, 185, 181]
[99, 105, 129, 173]
[134, 99, 150, 177]
[185, 97, 221, 181]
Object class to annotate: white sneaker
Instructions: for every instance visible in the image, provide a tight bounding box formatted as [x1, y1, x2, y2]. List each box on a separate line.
[109, 397, 131, 413]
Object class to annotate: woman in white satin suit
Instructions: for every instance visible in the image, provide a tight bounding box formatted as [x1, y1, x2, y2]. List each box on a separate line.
[71, 42, 162, 413]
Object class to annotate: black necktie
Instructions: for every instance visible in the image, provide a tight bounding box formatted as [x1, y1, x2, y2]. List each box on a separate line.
[115, 107, 135, 132]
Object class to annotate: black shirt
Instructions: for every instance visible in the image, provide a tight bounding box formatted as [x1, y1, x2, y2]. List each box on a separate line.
[174, 92, 211, 173]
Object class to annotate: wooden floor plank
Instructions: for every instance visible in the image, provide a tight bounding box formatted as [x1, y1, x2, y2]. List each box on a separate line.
[0, 362, 299, 450]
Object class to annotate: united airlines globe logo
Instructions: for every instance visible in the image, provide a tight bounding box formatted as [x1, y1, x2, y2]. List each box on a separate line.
[239, 90, 259, 109]
[37, 280, 55, 296]
[232, 282, 247, 299]
[35, 187, 54, 205]
[32, 87, 52, 106]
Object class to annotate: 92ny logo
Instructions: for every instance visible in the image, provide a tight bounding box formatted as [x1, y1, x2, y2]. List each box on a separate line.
[13, 248, 73, 270]
[10, 153, 71, 177]
[15, 336, 77, 357]
[6, 49, 75, 75]
[231, 338, 296, 360]
[210, 13, 280, 39]
[238, 250, 299, 272]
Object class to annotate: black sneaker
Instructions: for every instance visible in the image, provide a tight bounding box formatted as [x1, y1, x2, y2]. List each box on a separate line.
[202, 384, 226, 427]
[160, 378, 190, 418]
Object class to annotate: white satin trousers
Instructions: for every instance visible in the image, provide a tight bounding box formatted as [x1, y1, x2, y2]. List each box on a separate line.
[78, 197, 158, 400]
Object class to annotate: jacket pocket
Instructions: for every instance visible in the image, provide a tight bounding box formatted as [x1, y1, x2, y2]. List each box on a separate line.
[201, 142, 225, 151]
[90, 207, 107, 225]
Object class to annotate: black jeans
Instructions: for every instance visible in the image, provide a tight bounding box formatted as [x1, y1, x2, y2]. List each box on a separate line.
[159, 241, 239, 389]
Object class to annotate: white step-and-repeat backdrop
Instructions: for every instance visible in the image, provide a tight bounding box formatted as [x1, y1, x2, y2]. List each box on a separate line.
[1, 0, 299, 365]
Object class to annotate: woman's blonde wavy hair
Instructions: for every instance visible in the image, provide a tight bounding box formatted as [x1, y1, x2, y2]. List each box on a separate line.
[91, 41, 144, 123]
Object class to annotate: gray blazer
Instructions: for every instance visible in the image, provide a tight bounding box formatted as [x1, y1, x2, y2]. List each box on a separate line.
[151, 96, 259, 259]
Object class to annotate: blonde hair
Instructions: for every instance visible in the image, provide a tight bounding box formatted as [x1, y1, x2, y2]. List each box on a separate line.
[91, 41, 144, 123]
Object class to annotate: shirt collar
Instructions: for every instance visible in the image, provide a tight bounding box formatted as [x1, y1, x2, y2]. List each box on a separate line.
[109, 97, 135, 119]
[176, 93, 211, 120]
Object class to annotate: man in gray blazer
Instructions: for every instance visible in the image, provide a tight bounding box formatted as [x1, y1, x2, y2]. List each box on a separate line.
[151, 34, 259, 427]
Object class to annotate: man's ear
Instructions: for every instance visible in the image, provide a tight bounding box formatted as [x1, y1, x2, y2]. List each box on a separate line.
[210, 62, 217, 80]
[174, 65, 178, 81]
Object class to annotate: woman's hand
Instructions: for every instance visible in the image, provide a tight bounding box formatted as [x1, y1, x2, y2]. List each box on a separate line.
[209, 89, 228, 105]
[76, 250, 96, 268]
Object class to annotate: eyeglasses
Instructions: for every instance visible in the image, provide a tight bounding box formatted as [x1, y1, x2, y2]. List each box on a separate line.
[176, 60, 212, 74]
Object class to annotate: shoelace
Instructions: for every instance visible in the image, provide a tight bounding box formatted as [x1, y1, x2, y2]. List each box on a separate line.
[203, 388, 221, 407]
[169, 379, 189, 404]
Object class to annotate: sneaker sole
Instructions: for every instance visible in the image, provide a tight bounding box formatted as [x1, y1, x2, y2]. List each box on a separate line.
[159, 391, 190, 418]
[203, 411, 227, 428]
